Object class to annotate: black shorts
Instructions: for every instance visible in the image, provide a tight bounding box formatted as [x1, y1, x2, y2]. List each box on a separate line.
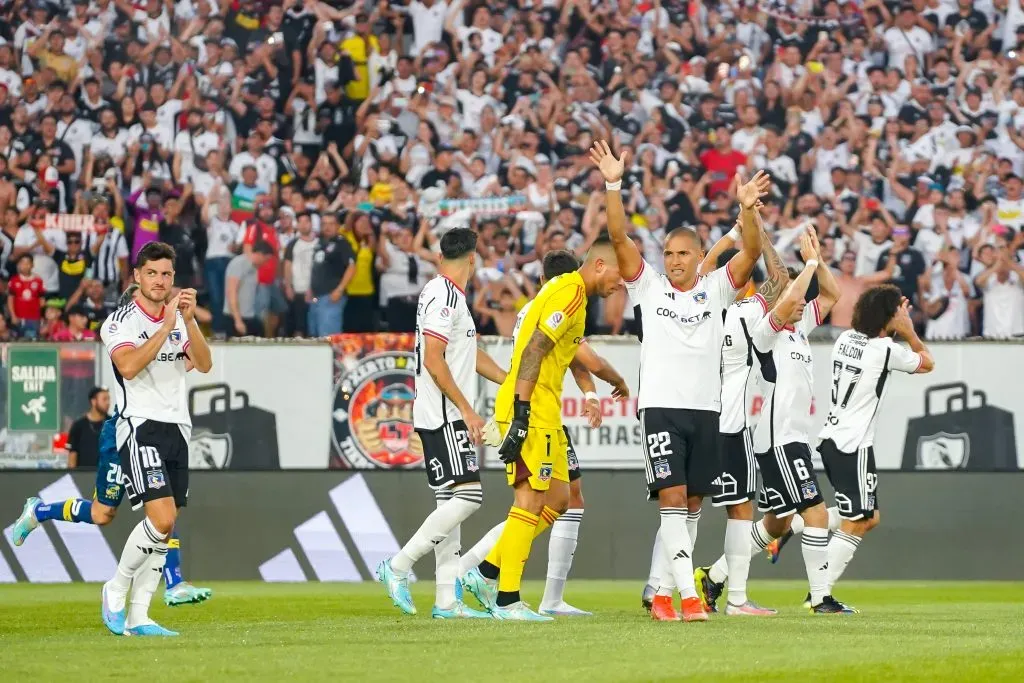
[640, 408, 722, 501]
[819, 439, 879, 521]
[565, 426, 581, 483]
[711, 429, 757, 507]
[119, 419, 189, 511]
[756, 442, 823, 518]
[417, 420, 481, 490]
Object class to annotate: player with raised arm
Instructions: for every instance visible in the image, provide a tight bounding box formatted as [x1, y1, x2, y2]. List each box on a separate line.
[465, 235, 622, 622]
[99, 242, 212, 636]
[746, 227, 852, 614]
[817, 286, 934, 597]
[591, 140, 768, 622]
[458, 250, 630, 617]
[376, 228, 506, 619]
[686, 208, 792, 616]
[10, 287, 214, 609]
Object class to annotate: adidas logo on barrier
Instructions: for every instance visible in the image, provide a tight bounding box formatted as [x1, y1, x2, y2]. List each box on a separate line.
[259, 474, 414, 582]
[1, 475, 118, 583]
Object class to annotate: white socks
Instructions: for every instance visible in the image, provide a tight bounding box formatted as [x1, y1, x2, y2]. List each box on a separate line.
[391, 484, 482, 577]
[431, 490, 461, 610]
[791, 507, 840, 535]
[827, 530, 861, 592]
[659, 507, 697, 599]
[107, 518, 168, 612]
[648, 530, 675, 597]
[459, 521, 504, 576]
[686, 508, 701, 548]
[540, 508, 583, 608]
[723, 519, 753, 606]
[126, 547, 167, 628]
[802, 526, 830, 605]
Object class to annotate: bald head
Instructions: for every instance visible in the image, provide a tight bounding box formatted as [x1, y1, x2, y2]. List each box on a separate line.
[662, 226, 704, 288]
[664, 227, 702, 252]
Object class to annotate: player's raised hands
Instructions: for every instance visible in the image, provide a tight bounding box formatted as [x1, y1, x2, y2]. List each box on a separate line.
[736, 170, 771, 209]
[588, 140, 629, 184]
[177, 288, 198, 323]
[798, 226, 816, 264]
[163, 294, 181, 329]
[890, 297, 914, 336]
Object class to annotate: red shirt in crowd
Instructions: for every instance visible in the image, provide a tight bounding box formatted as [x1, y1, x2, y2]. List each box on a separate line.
[50, 327, 98, 342]
[8, 274, 44, 321]
[699, 148, 748, 198]
[243, 220, 280, 285]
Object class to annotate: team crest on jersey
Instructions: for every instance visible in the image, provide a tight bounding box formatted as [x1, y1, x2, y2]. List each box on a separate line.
[332, 350, 423, 469]
[465, 453, 479, 472]
[800, 480, 818, 500]
[567, 445, 579, 471]
[104, 484, 120, 500]
[692, 291, 707, 305]
[916, 431, 970, 469]
[654, 459, 671, 479]
[169, 330, 182, 346]
[439, 306, 452, 319]
[146, 470, 166, 490]
[538, 464, 553, 481]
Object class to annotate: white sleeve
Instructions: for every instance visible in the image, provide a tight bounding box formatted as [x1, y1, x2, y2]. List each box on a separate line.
[798, 298, 824, 336]
[750, 312, 783, 353]
[623, 258, 660, 301]
[706, 264, 742, 308]
[101, 314, 138, 356]
[115, 233, 129, 259]
[419, 288, 455, 343]
[887, 338, 923, 374]
[740, 294, 769, 324]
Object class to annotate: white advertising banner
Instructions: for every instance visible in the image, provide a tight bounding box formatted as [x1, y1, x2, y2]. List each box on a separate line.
[99, 343, 335, 469]
[478, 338, 1024, 471]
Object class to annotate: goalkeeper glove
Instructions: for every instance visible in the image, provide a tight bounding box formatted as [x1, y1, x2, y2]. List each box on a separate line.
[497, 397, 531, 464]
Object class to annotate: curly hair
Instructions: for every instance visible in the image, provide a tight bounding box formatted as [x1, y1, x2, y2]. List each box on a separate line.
[852, 284, 903, 338]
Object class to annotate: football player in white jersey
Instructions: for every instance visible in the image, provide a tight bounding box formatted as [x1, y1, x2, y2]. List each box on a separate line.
[99, 241, 213, 637]
[458, 249, 629, 617]
[747, 228, 852, 613]
[817, 285, 934, 595]
[684, 208, 792, 616]
[590, 140, 769, 622]
[378, 227, 507, 619]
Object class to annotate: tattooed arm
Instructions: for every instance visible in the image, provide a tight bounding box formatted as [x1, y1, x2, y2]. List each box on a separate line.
[515, 329, 556, 401]
[757, 220, 790, 307]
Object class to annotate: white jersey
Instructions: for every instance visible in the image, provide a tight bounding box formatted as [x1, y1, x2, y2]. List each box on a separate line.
[626, 259, 740, 411]
[413, 276, 477, 430]
[817, 329, 923, 453]
[751, 300, 823, 453]
[100, 301, 192, 432]
[720, 294, 769, 434]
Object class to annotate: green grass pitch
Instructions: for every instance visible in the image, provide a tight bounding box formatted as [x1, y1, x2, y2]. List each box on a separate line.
[1, 581, 1022, 682]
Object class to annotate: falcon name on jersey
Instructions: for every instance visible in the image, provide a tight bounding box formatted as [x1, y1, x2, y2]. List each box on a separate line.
[100, 301, 192, 429]
[626, 259, 741, 412]
[720, 293, 769, 434]
[751, 300, 823, 453]
[818, 329, 924, 452]
[413, 275, 477, 430]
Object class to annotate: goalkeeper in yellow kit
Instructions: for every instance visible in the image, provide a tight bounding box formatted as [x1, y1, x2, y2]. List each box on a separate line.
[466, 234, 624, 621]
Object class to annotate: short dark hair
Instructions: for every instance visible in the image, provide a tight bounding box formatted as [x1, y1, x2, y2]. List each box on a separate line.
[135, 241, 176, 269]
[17, 252, 33, 265]
[251, 240, 274, 256]
[542, 250, 580, 280]
[786, 267, 820, 302]
[439, 228, 478, 260]
[88, 386, 108, 401]
[852, 284, 903, 338]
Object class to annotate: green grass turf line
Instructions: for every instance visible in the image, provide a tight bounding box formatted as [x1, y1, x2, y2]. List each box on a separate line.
[0, 581, 1022, 682]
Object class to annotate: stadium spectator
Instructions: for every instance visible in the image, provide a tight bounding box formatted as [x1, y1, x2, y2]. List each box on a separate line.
[65, 386, 109, 469]
[0, 0, 1020, 341]
[225, 239, 274, 338]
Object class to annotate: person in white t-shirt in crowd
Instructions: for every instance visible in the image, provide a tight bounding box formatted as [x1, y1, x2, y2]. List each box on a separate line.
[282, 211, 319, 337]
[842, 209, 893, 278]
[921, 245, 972, 340]
[228, 132, 278, 192]
[974, 243, 1024, 338]
[200, 184, 238, 336]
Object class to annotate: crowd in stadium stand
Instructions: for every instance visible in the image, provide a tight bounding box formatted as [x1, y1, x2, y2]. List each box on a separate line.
[0, 0, 1023, 343]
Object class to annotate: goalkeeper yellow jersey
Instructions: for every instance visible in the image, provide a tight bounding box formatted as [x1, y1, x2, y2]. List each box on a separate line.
[494, 271, 588, 429]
